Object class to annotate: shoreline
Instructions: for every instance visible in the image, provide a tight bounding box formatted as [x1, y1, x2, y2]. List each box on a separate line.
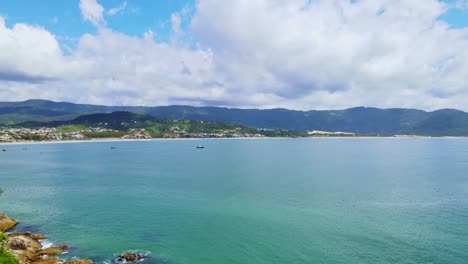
[0, 211, 147, 264]
[0, 137, 201, 146]
[2, 135, 468, 146]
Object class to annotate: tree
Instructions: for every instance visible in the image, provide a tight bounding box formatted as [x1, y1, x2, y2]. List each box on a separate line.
[0, 232, 18, 264]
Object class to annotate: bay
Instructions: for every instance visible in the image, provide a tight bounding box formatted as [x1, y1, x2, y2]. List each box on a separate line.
[1, 138, 468, 264]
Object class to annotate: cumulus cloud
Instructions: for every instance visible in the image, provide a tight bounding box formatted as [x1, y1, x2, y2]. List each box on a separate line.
[69, 29, 221, 106]
[190, 0, 468, 110]
[108, 1, 128, 16]
[0, 17, 67, 82]
[1, 0, 468, 111]
[0, 15, 221, 106]
[79, 0, 105, 27]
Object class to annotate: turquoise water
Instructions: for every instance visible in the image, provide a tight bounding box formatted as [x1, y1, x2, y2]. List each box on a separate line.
[1, 138, 468, 264]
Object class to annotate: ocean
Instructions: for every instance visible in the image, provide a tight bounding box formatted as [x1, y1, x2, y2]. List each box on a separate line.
[1, 138, 468, 263]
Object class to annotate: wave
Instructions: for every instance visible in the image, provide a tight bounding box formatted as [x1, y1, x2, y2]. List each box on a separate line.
[39, 239, 53, 249]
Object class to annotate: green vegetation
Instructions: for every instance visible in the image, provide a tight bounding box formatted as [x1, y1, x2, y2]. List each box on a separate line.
[4, 99, 468, 136]
[83, 131, 128, 138]
[0, 188, 17, 264]
[260, 130, 303, 137]
[0, 191, 18, 264]
[0, 232, 18, 264]
[56, 125, 87, 133]
[7, 111, 301, 139]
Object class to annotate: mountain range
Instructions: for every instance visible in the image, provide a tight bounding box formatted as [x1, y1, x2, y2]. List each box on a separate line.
[1, 99, 468, 136]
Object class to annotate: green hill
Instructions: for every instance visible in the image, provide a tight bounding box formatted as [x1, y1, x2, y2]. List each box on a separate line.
[14, 111, 296, 139]
[2, 99, 468, 136]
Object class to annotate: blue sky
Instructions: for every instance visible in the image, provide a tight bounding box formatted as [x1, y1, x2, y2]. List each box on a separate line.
[439, 8, 468, 28]
[0, 0, 467, 51]
[0, 0, 466, 38]
[0, 0, 195, 42]
[439, 0, 468, 27]
[0, 0, 468, 110]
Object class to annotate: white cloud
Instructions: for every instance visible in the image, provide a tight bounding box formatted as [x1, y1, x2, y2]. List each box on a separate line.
[453, 0, 468, 10]
[1, 0, 468, 111]
[190, 0, 468, 110]
[79, 0, 105, 27]
[108, 1, 128, 16]
[0, 17, 68, 80]
[0, 16, 221, 106]
[170, 7, 193, 41]
[171, 13, 182, 34]
[143, 30, 155, 40]
[68, 29, 220, 106]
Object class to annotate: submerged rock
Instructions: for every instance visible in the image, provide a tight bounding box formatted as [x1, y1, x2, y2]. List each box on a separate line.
[13, 224, 42, 234]
[38, 245, 69, 256]
[116, 253, 146, 262]
[0, 212, 18, 232]
[65, 259, 93, 264]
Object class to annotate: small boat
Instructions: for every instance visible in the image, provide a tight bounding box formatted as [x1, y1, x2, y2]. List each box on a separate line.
[111, 146, 116, 149]
[196, 145, 205, 149]
[2, 149, 5, 152]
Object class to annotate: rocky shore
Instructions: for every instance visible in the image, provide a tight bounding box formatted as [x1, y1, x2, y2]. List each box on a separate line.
[1, 212, 91, 264]
[1, 212, 146, 264]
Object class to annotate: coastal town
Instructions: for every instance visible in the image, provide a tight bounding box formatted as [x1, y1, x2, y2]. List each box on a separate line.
[0, 126, 267, 143]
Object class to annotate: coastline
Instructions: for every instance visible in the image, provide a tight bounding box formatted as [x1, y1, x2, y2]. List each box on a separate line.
[2, 135, 468, 146]
[0, 137, 203, 146]
[0, 211, 147, 264]
[1, 211, 90, 264]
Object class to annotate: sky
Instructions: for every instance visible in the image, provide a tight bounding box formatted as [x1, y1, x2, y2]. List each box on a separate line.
[0, 0, 468, 110]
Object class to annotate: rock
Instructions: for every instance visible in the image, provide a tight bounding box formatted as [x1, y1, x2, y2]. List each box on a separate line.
[65, 259, 93, 264]
[0, 212, 18, 232]
[116, 253, 145, 262]
[10, 248, 40, 264]
[32, 234, 47, 240]
[8, 235, 42, 252]
[37, 245, 68, 256]
[31, 258, 63, 264]
[7, 234, 43, 264]
[8, 232, 47, 240]
[9, 238, 28, 250]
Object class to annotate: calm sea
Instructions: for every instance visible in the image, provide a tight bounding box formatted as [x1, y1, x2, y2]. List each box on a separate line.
[1, 138, 468, 264]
